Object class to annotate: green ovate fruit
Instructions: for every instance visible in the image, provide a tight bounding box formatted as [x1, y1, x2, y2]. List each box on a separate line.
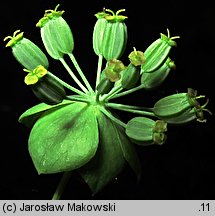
[93, 9, 128, 60]
[153, 88, 211, 123]
[96, 77, 114, 95]
[37, 4, 74, 59]
[141, 29, 179, 74]
[4, 30, 49, 70]
[30, 73, 66, 105]
[126, 117, 167, 145]
[141, 57, 176, 90]
[121, 63, 140, 89]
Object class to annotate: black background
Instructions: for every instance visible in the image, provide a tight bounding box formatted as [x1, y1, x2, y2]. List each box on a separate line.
[0, 0, 215, 200]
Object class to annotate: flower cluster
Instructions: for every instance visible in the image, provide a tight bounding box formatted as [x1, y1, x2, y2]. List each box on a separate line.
[3, 4, 211, 199]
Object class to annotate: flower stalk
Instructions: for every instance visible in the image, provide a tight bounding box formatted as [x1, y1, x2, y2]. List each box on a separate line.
[59, 58, 88, 93]
[95, 54, 103, 92]
[68, 53, 94, 93]
[106, 102, 155, 117]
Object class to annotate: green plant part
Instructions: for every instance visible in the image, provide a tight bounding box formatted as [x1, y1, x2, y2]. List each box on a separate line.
[141, 57, 176, 90]
[96, 77, 114, 95]
[128, 48, 145, 66]
[3, 4, 211, 199]
[126, 117, 167, 145]
[23, 65, 48, 85]
[93, 10, 108, 56]
[36, 4, 74, 59]
[29, 102, 99, 174]
[31, 73, 66, 105]
[93, 8, 128, 60]
[79, 108, 141, 194]
[36, 4, 93, 95]
[141, 29, 179, 74]
[36, 4, 64, 28]
[4, 30, 49, 70]
[4, 30, 24, 47]
[105, 9, 128, 22]
[23, 65, 66, 105]
[121, 63, 141, 89]
[104, 59, 126, 82]
[153, 88, 212, 123]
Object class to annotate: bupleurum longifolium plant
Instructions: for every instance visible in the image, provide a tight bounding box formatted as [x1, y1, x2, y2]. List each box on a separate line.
[4, 4, 212, 199]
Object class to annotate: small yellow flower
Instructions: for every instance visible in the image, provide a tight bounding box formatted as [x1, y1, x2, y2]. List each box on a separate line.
[23, 65, 48, 85]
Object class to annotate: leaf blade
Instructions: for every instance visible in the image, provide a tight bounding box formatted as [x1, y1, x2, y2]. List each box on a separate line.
[18, 99, 73, 127]
[79, 107, 142, 194]
[28, 102, 99, 174]
[78, 108, 126, 194]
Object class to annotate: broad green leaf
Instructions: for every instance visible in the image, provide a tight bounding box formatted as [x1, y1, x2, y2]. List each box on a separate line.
[79, 107, 141, 194]
[28, 102, 99, 174]
[78, 109, 126, 194]
[18, 99, 74, 127]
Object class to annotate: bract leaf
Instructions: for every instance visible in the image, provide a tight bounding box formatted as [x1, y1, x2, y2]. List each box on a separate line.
[79, 107, 141, 194]
[78, 109, 126, 194]
[28, 102, 99, 174]
[113, 118, 142, 181]
[18, 99, 74, 128]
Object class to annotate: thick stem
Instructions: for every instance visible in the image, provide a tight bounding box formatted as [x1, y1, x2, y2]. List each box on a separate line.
[59, 58, 88, 93]
[52, 171, 72, 200]
[106, 102, 156, 117]
[48, 72, 86, 96]
[68, 53, 94, 93]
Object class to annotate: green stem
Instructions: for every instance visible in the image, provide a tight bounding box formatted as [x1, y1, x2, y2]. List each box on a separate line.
[52, 171, 72, 200]
[48, 72, 86, 96]
[95, 54, 103, 92]
[65, 95, 92, 103]
[111, 84, 145, 100]
[68, 53, 94, 93]
[106, 102, 156, 117]
[95, 93, 100, 102]
[59, 58, 88, 93]
[101, 85, 123, 101]
[100, 106, 127, 128]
